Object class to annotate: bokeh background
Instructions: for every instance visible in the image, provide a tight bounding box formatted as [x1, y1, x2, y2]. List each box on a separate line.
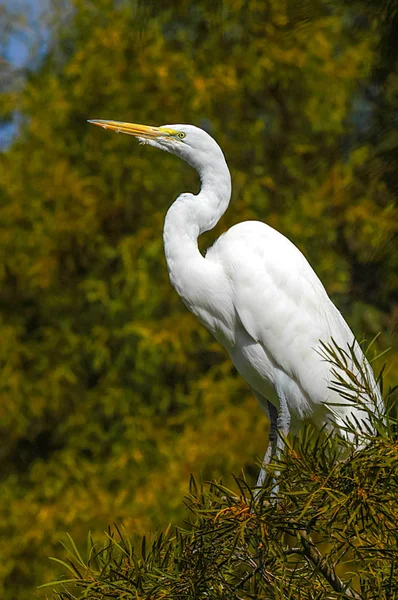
[0, 0, 397, 597]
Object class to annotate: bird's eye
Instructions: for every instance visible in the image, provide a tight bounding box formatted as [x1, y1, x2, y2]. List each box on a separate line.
[177, 132, 186, 139]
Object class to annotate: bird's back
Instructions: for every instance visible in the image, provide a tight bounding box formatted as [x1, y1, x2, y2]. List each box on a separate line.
[206, 220, 380, 434]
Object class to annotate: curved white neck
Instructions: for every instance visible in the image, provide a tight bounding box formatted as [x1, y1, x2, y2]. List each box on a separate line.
[163, 154, 231, 303]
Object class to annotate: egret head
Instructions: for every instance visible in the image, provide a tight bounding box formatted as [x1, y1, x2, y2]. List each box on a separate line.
[88, 120, 226, 173]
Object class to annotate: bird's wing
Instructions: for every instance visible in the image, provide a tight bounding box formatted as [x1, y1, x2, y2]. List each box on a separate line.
[207, 220, 356, 406]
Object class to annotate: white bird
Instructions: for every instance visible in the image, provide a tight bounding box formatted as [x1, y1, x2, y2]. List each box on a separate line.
[88, 120, 381, 487]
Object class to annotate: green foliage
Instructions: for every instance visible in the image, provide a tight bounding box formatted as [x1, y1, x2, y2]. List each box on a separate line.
[42, 343, 397, 599]
[42, 464, 398, 599]
[0, 1, 396, 598]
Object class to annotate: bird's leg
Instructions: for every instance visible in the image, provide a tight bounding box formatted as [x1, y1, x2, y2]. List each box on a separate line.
[272, 392, 291, 497]
[276, 391, 291, 448]
[256, 401, 278, 488]
[256, 395, 291, 498]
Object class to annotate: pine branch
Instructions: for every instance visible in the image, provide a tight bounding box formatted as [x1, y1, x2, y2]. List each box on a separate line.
[299, 530, 362, 600]
[42, 340, 397, 599]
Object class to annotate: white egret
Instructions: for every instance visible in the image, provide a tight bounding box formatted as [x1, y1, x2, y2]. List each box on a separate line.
[88, 119, 380, 487]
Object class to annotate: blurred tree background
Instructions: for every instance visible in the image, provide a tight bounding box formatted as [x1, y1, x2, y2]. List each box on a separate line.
[0, 0, 396, 597]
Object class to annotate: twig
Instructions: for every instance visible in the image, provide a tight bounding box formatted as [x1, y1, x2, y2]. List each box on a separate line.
[299, 530, 362, 599]
[284, 547, 302, 555]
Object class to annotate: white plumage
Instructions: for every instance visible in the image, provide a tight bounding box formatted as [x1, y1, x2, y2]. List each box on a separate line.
[89, 119, 381, 485]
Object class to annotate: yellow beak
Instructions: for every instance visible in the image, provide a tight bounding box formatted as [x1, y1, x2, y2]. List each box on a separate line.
[88, 119, 164, 139]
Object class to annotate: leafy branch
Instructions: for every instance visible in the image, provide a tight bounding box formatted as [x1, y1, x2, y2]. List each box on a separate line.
[41, 342, 397, 599]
